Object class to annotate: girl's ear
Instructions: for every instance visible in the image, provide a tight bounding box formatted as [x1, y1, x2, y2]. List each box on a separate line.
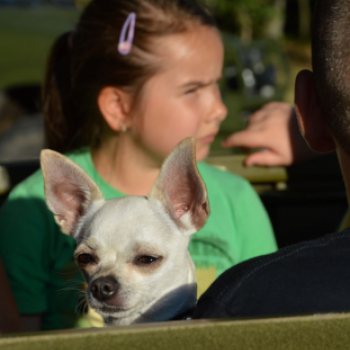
[97, 87, 132, 132]
[294, 69, 336, 153]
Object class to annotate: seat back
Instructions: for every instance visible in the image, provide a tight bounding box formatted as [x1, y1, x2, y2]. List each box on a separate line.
[0, 313, 349, 349]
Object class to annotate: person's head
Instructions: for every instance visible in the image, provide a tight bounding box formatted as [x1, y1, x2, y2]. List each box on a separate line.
[295, 0, 350, 158]
[44, 0, 227, 161]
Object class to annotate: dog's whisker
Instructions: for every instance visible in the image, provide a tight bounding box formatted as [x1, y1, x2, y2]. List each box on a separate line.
[51, 269, 82, 275]
[75, 295, 89, 314]
[57, 286, 86, 293]
[55, 288, 86, 299]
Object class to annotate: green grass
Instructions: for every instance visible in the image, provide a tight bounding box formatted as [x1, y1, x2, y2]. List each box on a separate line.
[0, 5, 80, 88]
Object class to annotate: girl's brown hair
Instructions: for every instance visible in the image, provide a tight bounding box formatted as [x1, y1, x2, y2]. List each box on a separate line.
[43, 0, 215, 153]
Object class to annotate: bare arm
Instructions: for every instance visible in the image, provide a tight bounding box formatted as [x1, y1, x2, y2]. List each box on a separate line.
[0, 255, 43, 333]
[222, 102, 320, 167]
[0, 257, 21, 333]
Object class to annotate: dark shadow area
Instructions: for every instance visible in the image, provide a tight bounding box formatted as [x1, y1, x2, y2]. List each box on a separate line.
[260, 152, 347, 248]
[5, 85, 41, 115]
[0, 160, 40, 207]
[0, 255, 21, 333]
[0, 85, 44, 162]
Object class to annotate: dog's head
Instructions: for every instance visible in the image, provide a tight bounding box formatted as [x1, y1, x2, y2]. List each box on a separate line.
[41, 138, 209, 325]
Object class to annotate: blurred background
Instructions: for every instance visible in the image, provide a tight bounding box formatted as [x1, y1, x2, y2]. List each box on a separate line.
[2, 0, 346, 249]
[201, 0, 314, 151]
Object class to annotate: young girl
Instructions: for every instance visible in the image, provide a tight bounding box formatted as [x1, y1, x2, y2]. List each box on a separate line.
[0, 0, 276, 331]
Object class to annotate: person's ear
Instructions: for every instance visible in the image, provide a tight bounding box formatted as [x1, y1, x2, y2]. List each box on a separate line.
[97, 87, 132, 132]
[294, 69, 336, 153]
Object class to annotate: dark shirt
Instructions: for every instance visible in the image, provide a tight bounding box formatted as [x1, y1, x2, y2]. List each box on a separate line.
[193, 228, 350, 319]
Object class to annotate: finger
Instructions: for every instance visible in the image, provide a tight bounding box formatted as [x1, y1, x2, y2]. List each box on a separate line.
[248, 110, 266, 123]
[222, 132, 258, 148]
[222, 131, 266, 149]
[244, 151, 290, 167]
[262, 101, 290, 112]
[249, 103, 279, 120]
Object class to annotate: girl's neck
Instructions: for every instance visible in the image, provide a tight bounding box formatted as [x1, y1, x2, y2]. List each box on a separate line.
[91, 134, 162, 196]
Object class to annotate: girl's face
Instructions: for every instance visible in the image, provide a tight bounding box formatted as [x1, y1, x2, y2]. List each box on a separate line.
[129, 26, 227, 162]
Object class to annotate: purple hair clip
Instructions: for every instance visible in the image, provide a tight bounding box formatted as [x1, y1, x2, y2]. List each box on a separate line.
[118, 12, 136, 56]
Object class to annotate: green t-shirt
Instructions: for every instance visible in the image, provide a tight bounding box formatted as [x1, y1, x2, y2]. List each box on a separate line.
[0, 148, 276, 330]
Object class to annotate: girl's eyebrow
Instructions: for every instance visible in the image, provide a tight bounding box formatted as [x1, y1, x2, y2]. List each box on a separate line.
[180, 75, 223, 88]
[181, 81, 208, 89]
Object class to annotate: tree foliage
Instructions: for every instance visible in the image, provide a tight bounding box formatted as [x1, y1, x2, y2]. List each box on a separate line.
[73, 0, 311, 42]
[198, 0, 287, 41]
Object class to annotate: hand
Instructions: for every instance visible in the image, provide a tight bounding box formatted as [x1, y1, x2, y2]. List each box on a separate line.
[222, 102, 318, 167]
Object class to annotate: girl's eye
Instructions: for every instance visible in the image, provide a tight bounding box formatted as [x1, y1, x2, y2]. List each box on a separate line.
[77, 254, 94, 265]
[138, 256, 158, 264]
[185, 88, 198, 95]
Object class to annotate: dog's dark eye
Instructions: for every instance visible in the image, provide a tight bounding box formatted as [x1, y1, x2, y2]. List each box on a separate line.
[77, 254, 94, 265]
[138, 256, 158, 264]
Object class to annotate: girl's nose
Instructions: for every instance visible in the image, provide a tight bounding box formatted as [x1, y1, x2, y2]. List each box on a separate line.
[216, 97, 228, 122]
[209, 87, 227, 122]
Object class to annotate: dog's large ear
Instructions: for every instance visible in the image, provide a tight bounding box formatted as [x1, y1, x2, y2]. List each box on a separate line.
[149, 137, 210, 236]
[41, 150, 104, 236]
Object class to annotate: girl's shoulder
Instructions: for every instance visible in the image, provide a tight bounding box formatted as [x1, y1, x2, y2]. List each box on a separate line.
[198, 161, 260, 205]
[8, 168, 45, 200]
[198, 161, 251, 190]
[64, 147, 91, 168]
[9, 148, 92, 200]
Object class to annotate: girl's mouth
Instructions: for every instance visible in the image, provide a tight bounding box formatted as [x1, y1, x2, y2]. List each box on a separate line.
[200, 133, 217, 144]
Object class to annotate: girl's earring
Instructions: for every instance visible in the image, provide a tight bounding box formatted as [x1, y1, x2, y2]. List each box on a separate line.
[121, 123, 127, 133]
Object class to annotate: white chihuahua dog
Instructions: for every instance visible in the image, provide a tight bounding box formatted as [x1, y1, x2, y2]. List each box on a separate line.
[41, 138, 209, 326]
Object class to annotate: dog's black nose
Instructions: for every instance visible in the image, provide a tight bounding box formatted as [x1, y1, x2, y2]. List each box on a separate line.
[90, 277, 118, 301]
